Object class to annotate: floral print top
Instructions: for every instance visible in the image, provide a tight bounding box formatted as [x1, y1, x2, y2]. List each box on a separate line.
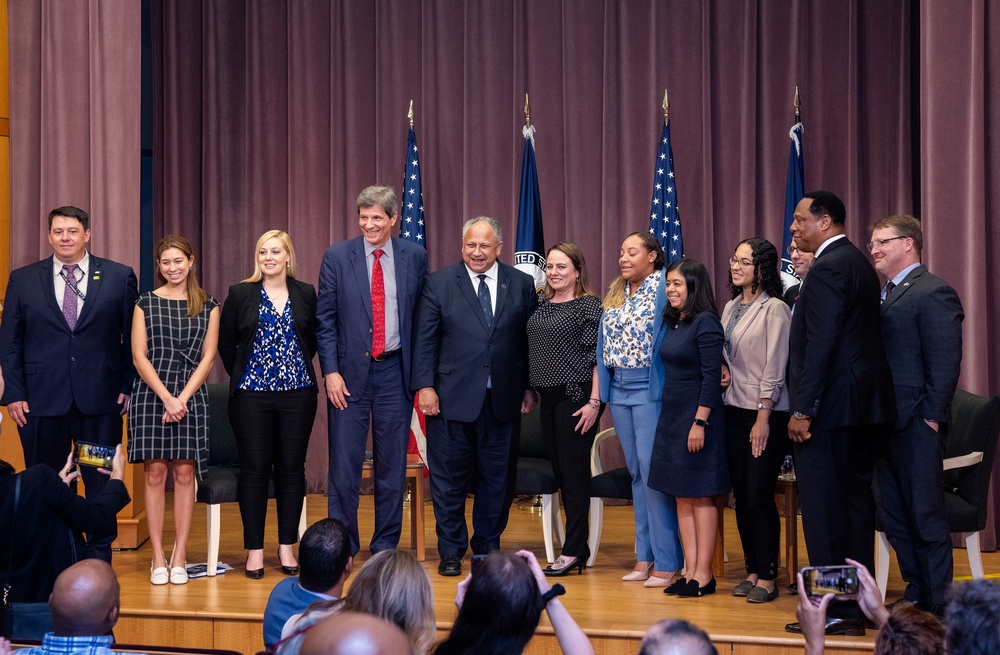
[238, 288, 312, 391]
[601, 269, 661, 369]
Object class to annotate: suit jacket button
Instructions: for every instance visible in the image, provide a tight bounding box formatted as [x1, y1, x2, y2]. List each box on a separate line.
[71, 356, 76, 362]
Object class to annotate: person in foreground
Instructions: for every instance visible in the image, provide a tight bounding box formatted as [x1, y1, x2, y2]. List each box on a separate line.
[263, 518, 354, 650]
[276, 550, 435, 655]
[0, 446, 129, 606]
[12, 559, 141, 655]
[945, 579, 1000, 655]
[526, 242, 604, 576]
[721, 239, 791, 604]
[796, 558, 943, 655]
[299, 612, 413, 655]
[411, 217, 537, 577]
[784, 190, 895, 634]
[596, 232, 683, 586]
[129, 235, 220, 586]
[220, 230, 319, 578]
[638, 618, 718, 655]
[649, 258, 728, 598]
[869, 214, 963, 617]
[433, 550, 594, 655]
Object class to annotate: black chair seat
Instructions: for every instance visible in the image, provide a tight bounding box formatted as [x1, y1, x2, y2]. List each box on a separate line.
[515, 457, 558, 495]
[591, 466, 632, 499]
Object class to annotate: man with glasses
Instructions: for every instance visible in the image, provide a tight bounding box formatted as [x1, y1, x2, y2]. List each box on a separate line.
[782, 238, 814, 308]
[784, 190, 896, 636]
[869, 214, 963, 618]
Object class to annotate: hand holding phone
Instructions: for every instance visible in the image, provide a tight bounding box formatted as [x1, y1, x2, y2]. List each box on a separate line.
[800, 565, 859, 600]
[73, 441, 117, 469]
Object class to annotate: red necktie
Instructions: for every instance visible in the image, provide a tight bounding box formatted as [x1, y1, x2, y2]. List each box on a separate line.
[371, 250, 385, 358]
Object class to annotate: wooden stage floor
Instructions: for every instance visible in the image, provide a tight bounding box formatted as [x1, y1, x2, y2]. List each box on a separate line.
[109, 494, 997, 655]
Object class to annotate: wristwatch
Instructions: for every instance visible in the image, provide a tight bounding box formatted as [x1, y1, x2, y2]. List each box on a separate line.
[757, 402, 773, 411]
[692, 417, 709, 427]
[792, 411, 811, 421]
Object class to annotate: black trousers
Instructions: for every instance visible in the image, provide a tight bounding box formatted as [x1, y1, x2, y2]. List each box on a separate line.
[19, 402, 123, 562]
[724, 406, 789, 581]
[794, 425, 879, 619]
[537, 383, 603, 559]
[426, 392, 519, 558]
[228, 388, 317, 548]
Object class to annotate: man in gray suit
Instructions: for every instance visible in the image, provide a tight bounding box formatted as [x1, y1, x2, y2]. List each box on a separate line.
[869, 214, 963, 618]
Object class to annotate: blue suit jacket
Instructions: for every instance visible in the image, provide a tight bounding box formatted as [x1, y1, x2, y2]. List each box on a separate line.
[315, 236, 428, 397]
[0, 254, 138, 416]
[411, 261, 537, 423]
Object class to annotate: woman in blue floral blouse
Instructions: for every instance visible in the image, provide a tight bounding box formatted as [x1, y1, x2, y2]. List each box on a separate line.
[219, 230, 318, 579]
[596, 232, 683, 587]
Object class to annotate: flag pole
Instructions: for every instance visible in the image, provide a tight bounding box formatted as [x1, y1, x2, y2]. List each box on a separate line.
[793, 86, 801, 122]
[663, 88, 669, 125]
[524, 93, 530, 128]
[408, 99, 414, 129]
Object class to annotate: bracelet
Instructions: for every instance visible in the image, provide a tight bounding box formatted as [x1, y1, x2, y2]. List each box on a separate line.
[541, 583, 566, 604]
[587, 399, 601, 409]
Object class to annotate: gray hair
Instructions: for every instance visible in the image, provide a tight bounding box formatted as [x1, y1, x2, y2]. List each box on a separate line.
[462, 216, 503, 242]
[357, 185, 398, 218]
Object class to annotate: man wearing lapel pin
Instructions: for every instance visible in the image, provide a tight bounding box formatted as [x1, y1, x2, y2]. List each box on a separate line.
[0, 206, 138, 560]
[869, 214, 963, 618]
[411, 216, 538, 577]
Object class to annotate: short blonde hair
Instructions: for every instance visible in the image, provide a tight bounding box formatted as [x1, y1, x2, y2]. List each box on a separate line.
[244, 230, 298, 282]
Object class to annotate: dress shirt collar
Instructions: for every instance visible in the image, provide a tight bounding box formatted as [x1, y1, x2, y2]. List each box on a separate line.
[363, 237, 394, 260]
[52, 250, 90, 277]
[890, 262, 921, 287]
[813, 233, 847, 258]
[465, 260, 498, 284]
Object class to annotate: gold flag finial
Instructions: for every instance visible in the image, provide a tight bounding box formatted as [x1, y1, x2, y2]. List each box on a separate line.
[793, 86, 801, 121]
[524, 93, 531, 128]
[408, 100, 414, 129]
[662, 89, 669, 124]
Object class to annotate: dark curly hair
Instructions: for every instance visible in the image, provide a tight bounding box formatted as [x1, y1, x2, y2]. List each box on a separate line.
[727, 238, 784, 300]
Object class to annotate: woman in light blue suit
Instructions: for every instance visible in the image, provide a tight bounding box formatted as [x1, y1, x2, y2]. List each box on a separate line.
[597, 232, 683, 587]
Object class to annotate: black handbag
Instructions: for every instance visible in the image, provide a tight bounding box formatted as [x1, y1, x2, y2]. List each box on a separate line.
[0, 474, 68, 639]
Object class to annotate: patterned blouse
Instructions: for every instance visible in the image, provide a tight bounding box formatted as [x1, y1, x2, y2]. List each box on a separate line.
[527, 295, 603, 402]
[601, 269, 661, 369]
[238, 288, 312, 391]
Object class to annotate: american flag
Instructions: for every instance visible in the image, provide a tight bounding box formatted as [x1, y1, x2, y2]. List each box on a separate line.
[400, 124, 428, 469]
[648, 121, 684, 262]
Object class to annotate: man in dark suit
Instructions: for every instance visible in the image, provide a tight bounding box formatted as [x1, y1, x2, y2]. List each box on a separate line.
[0, 206, 137, 560]
[784, 191, 896, 635]
[869, 214, 963, 617]
[317, 186, 428, 557]
[411, 216, 538, 576]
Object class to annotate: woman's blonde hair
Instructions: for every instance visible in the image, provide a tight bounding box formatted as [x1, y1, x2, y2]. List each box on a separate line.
[343, 550, 436, 655]
[244, 230, 298, 282]
[155, 235, 208, 317]
[602, 231, 665, 310]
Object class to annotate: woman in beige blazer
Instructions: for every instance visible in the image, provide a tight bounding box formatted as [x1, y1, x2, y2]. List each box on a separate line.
[721, 238, 791, 604]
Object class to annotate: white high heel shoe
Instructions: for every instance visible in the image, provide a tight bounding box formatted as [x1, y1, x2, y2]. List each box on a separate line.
[622, 562, 653, 581]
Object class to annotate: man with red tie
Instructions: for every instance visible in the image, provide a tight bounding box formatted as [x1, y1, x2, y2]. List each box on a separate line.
[316, 186, 428, 556]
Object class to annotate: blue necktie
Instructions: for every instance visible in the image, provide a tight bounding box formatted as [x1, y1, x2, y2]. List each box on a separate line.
[477, 274, 493, 329]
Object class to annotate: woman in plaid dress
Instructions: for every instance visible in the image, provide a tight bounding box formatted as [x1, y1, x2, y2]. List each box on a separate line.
[128, 235, 219, 586]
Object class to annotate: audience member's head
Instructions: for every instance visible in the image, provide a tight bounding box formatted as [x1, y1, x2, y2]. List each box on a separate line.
[433, 552, 546, 655]
[343, 550, 435, 655]
[873, 604, 944, 655]
[299, 519, 353, 595]
[48, 560, 121, 636]
[638, 618, 718, 655]
[945, 579, 1000, 655]
[299, 612, 413, 655]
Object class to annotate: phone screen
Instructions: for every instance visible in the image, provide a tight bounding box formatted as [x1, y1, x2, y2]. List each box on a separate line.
[73, 442, 116, 468]
[802, 566, 859, 598]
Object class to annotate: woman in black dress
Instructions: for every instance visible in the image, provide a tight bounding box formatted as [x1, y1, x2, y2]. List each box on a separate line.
[129, 235, 219, 586]
[219, 230, 318, 578]
[648, 258, 728, 598]
[526, 243, 603, 576]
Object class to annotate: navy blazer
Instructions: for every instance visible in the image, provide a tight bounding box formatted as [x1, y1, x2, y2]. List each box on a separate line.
[411, 261, 538, 423]
[218, 278, 319, 395]
[787, 237, 896, 431]
[0, 254, 138, 416]
[880, 264, 964, 428]
[315, 236, 428, 397]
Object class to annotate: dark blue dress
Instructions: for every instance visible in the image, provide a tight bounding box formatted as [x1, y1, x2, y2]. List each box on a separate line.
[648, 311, 729, 497]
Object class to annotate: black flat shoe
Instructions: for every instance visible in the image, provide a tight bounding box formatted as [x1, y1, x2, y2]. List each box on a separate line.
[544, 556, 585, 577]
[663, 577, 688, 595]
[785, 618, 866, 636]
[438, 554, 463, 577]
[677, 577, 716, 597]
[281, 565, 300, 576]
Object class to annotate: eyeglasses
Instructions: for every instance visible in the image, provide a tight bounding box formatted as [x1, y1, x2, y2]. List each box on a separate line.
[786, 245, 800, 256]
[729, 257, 753, 269]
[866, 235, 907, 252]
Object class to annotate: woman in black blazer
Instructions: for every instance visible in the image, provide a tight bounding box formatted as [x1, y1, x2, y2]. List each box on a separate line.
[219, 230, 318, 579]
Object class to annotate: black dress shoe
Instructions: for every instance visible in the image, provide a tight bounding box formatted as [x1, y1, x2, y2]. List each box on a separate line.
[677, 577, 716, 597]
[662, 577, 688, 595]
[281, 565, 300, 576]
[245, 555, 264, 579]
[438, 555, 463, 577]
[785, 618, 866, 636]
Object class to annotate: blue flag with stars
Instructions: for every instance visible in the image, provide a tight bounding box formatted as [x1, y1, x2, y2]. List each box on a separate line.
[400, 127, 425, 247]
[648, 121, 683, 262]
[781, 121, 804, 287]
[515, 125, 546, 293]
